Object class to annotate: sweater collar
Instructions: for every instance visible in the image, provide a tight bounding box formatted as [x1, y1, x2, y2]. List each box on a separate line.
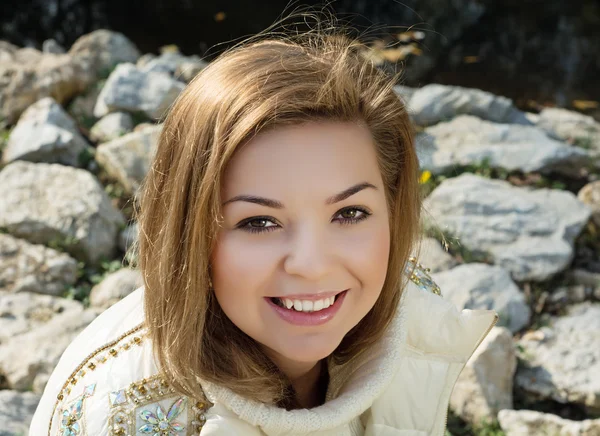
[200, 277, 498, 435]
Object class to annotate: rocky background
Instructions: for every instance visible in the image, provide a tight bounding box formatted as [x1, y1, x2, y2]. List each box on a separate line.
[0, 29, 599, 436]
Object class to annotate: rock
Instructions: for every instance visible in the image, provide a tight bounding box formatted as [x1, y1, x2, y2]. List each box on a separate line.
[415, 237, 458, 273]
[175, 58, 208, 83]
[0, 233, 77, 296]
[409, 84, 528, 127]
[95, 124, 162, 194]
[119, 222, 138, 252]
[89, 268, 142, 309]
[450, 327, 516, 425]
[42, 39, 65, 54]
[3, 97, 90, 166]
[0, 390, 40, 435]
[423, 173, 592, 281]
[93, 63, 185, 120]
[393, 85, 416, 106]
[0, 41, 18, 62]
[536, 107, 600, 159]
[0, 292, 84, 343]
[90, 112, 133, 143]
[66, 84, 102, 132]
[68, 29, 141, 80]
[0, 161, 125, 264]
[515, 302, 600, 412]
[0, 51, 92, 123]
[433, 264, 530, 333]
[498, 409, 600, 436]
[417, 115, 591, 177]
[578, 181, 600, 226]
[136, 53, 156, 69]
[0, 306, 97, 392]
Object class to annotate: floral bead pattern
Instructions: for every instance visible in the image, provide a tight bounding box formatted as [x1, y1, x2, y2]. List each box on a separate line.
[405, 256, 442, 296]
[138, 397, 187, 435]
[59, 384, 96, 436]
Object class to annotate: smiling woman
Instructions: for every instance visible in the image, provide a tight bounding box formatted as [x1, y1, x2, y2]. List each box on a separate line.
[29, 13, 498, 436]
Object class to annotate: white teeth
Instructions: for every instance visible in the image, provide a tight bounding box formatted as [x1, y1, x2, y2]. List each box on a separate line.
[277, 294, 341, 313]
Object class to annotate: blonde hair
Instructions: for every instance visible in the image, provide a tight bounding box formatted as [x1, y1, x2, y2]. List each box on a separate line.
[136, 16, 422, 406]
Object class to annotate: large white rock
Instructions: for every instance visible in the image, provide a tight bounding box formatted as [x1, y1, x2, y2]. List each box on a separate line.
[0, 161, 125, 264]
[0, 305, 97, 391]
[3, 97, 90, 166]
[498, 409, 600, 436]
[0, 390, 40, 435]
[0, 292, 84, 343]
[68, 29, 141, 80]
[89, 268, 142, 309]
[0, 51, 92, 123]
[89, 111, 134, 143]
[94, 63, 185, 119]
[424, 173, 592, 281]
[536, 107, 600, 159]
[433, 264, 530, 333]
[95, 124, 162, 193]
[450, 327, 516, 425]
[417, 115, 591, 177]
[0, 233, 77, 296]
[515, 303, 600, 412]
[409, 84, 527, 127]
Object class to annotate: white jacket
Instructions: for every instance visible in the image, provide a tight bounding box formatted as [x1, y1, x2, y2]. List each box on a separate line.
[30, 262, 498, 436]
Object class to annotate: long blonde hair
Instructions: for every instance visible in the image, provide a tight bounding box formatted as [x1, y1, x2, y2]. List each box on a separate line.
[136, 19, 422, 405]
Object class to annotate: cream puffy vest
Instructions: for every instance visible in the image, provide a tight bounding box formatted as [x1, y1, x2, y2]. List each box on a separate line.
[30, 260, 498, 436]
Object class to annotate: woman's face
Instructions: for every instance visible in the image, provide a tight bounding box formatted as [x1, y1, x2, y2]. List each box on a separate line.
[211, 121, 391, 370]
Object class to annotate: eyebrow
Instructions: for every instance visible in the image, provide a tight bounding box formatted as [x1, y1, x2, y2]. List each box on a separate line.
[222, 182, 378, 209]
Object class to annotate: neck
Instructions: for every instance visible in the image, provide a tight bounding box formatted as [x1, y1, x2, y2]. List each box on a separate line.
[268, 355, 328, 409]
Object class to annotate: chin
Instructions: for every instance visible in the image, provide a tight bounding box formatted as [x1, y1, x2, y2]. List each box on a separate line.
[269, 333, 346, 364]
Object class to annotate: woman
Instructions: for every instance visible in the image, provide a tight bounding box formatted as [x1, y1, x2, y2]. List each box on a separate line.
[30, 27, 498, 436]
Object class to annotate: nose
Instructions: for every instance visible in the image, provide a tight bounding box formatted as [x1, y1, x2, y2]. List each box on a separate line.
[283, 223, 334, 281]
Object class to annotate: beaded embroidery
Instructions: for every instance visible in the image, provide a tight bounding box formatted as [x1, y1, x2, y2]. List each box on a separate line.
[59, 384, 96, 436]
[405, 256, 442, 297]
[107, 374, 210, 436]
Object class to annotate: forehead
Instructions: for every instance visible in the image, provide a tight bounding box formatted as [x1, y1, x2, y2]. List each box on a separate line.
[221, 121, 382, 198]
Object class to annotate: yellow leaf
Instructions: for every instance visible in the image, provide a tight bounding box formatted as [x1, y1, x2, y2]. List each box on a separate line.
[214, 11, 226, 22]
[463, 56, 479, 64]
[573, 100, 599, 110]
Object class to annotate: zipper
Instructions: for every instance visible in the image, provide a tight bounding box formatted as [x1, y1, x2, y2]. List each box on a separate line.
[441, 312, 499, 435]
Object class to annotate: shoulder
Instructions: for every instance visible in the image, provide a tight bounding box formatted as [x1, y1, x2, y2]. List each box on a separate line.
[29, 287, 208, 436]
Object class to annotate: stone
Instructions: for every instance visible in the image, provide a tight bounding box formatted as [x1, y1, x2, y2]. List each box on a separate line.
[0, 161, 125, 264]
[515, 302, 600, 412]
[0, 306, 97, 391]
[175, 58, 208, 83]
[498, 409, 600, 436]
[393, 85, 416, 106]
[0, 233, 77, 296]
[68, 29, 141, 80]
[90, 112, 134, 143]
[89, 268, 142, 309]
[42, 39, 65, 54]
[423, 173, 592, 281]
[417, 115, 591, 177]
[414, 237, 458, 273]
[0, 51, 92, 123]
[0, 292, 84, 343]
[409, 84, 528, 127]
[0, 390, 40, 435]
[433, 264, 530, 333]
[450, 327, 516, 425]
[95, 124, 162, 194]
[119, 222, 138, 252]
[578, 181, 600, 226]
[3, 97, 90, 167]
[536, 107, 600, 159]
[93, 63, 185, 120]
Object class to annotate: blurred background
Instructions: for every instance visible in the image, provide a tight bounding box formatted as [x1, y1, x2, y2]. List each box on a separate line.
[0, 1, 599, 435]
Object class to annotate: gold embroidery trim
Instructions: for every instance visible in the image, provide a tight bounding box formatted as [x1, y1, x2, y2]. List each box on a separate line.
[48, 323, 146, 436]
[406, 256, 442, 296]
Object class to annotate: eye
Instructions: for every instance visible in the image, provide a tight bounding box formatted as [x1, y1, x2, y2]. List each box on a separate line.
[237, 216, 279, 234]
[333, 206, 371, 225]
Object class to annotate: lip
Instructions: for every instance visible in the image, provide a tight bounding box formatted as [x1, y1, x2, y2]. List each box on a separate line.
[269, 290, 344, 301]
[266, 290, 348, 326]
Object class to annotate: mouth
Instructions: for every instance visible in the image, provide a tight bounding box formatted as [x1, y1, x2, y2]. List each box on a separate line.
[266, 290, 348, 326]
